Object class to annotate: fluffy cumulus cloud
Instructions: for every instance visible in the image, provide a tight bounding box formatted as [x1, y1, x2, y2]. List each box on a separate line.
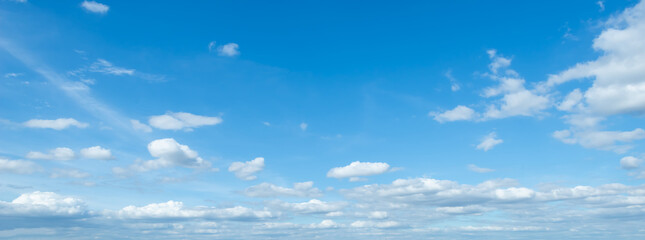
[327, 161, 390, 181]
[431, 105, 477, 123]
[0, 158, 40, 174]
[114, 138, 211, 173]
[432, 49, 549, 123]
[476, 132, 503, 151]
[80, 146, 113, 160]
[229, 157, 264, 180]
[0, 191, 87, 217]
[545, 1, 645, 115]
[148, 112, 222, 131]
[543, 2, 645, 152]
[26, 147, 75, 161]
[242, 181, 322, 198]
[113, 201, 274, 221]
[81, 1, 109, 14]
[23, 118, 88, 130]
[620, 156, 642, 169]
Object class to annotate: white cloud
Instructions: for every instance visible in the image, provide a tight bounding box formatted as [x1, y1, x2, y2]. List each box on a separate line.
[272, 199, 347, 214]
[208, 41, 217, 52]
[299, 122, 308, 131]
[217, 43, 240, 57]
[0, 191, 87, 217]
[89, 59, 133, 75]
[81, 1, 109, 14]
[557, 89, 584, 111]
[327, 161, 390, 179]
[148, 112, 222, 131]
[486, 49, 511, 74]
[242, 181, 322, 198]
[553, 128, 645, 152]
[116, 138, 211, 173]
[0, 158, 40, 174]
[597, 0, 605, 12]
[431, 105, 477, 123]
[483, 89, 550, 119]
[545, 1, 645, 116]
[80, 146, 113, 160]
[350, 220, 401, 228]
[476, 132, 503, 151]
[621, 156, 642, 169]
[229, 157, 264, 180]
[468, 164, 495, 173]
[26, 147, 75, 161]
[23, 118, 88, 130]
[130, 119, 152, 132]
[437, 49, 549, 122]
[367, 211, 388, 219]
[114, 201, 275, 220]
[50, 169, 90, 179]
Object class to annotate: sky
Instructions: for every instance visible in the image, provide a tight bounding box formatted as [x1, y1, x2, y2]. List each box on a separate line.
[1, 0, 645, 239]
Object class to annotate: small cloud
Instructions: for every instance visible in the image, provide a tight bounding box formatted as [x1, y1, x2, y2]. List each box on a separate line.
[148, 112, 222, 131]
[26, 147, 76, 161]
[299, 122, 308, 131]
[23, 118, 88, 130]
[468, 164, 495, 173]
[81, 1, 109, 14]
[80, 146, 113, 160]
[597, 0, 605, 12]
[445, 70, 460, 91]
[477, 132, 503, 151]
[263, 122, 271, 126]
[327, 161, 390, 179]
[208, 41, 217, 52]
[229, 157, 264, 180]
[218, 43, 240, 57]
[431, 105, 477, 123]
[130, 119, 152, 132]
[50, 169, 90, 179]
[620, 156, 642, 170]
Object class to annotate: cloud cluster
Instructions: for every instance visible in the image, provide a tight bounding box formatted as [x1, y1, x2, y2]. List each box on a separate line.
[0, 192, 87, 217]
[26, 146, 113, 161]
[114, 201, 275, 221]
[546, 1, 645, 152]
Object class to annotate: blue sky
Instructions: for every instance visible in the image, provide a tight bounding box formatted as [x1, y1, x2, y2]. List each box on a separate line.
[2, 0, 645, 239]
